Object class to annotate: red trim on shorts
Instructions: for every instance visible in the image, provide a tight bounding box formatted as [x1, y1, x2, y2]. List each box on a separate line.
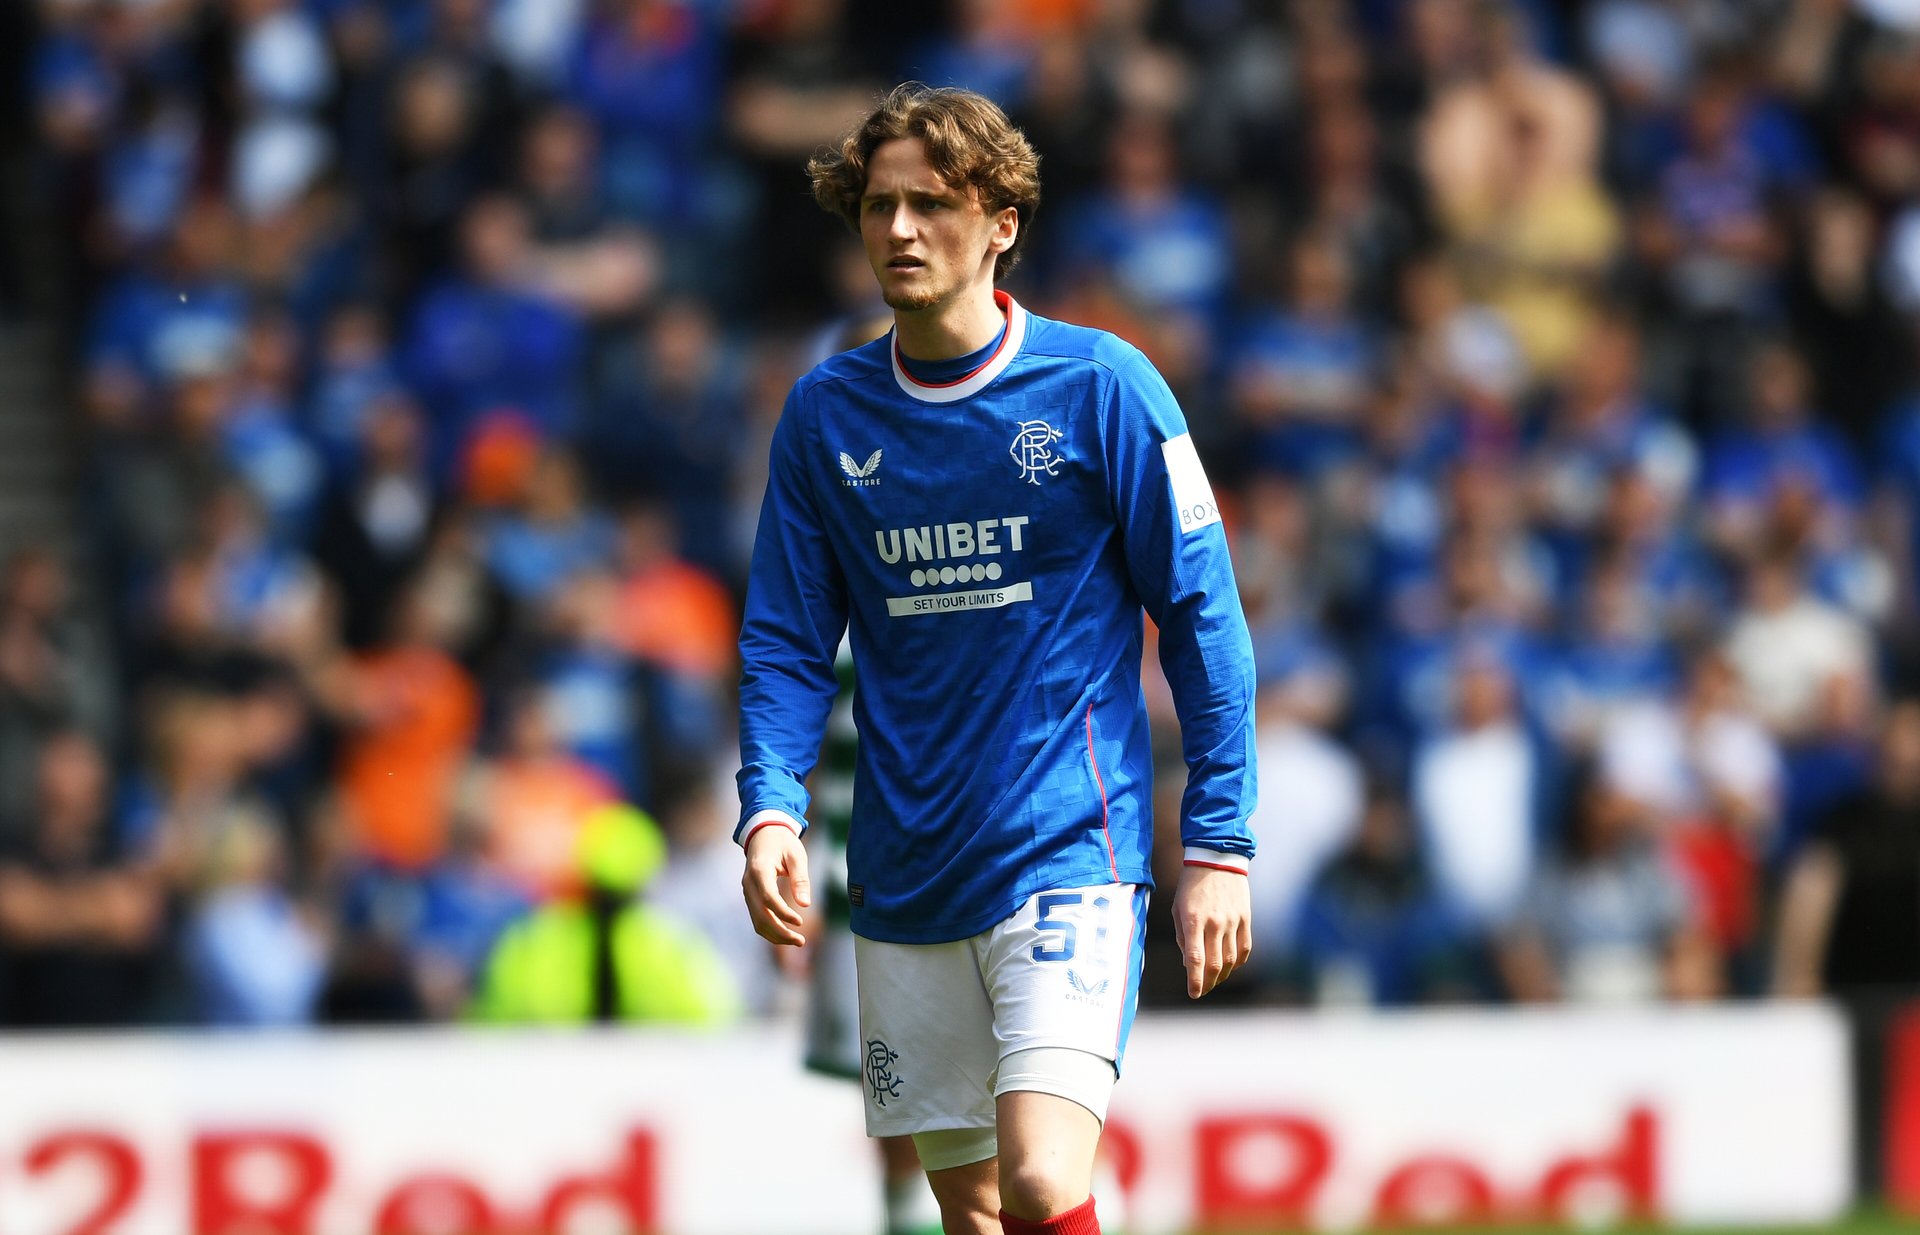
[1085, 705, 1119, 882]
[1182, 859, 1248, 874]
[893, 290, 1014, 388]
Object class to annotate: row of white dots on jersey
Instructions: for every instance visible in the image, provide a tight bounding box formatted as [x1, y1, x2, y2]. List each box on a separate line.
[910, 562, 1005, 587]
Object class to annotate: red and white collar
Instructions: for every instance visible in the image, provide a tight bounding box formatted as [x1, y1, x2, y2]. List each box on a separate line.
[889, 291, 1028, 405]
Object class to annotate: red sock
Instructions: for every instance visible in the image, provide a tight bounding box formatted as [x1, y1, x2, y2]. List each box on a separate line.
[999, 1196, 1099, 1235]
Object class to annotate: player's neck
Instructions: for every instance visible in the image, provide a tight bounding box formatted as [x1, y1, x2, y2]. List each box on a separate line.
[892, 281, 1006, 362]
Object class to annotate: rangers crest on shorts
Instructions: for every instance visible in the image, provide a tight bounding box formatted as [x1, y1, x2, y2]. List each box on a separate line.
[864, 1038, 903, 1106]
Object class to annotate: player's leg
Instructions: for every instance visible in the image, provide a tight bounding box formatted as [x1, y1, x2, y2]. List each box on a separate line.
[980, 884, 1149, 1233]
[855, 935, 1000, 1233]
[995, 1088, 1102, 1225]
[920, 1149, 999, 1235]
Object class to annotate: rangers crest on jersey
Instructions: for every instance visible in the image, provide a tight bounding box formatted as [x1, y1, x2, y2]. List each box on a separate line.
[839, 448, 882, 487]
[1010, 421, 1064, 484]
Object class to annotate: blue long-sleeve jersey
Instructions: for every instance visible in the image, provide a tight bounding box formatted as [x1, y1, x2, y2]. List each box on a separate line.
[737, 295, 1257, 943]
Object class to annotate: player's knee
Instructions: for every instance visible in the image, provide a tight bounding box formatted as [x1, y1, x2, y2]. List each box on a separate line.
[997, 1157, 1086, 1221]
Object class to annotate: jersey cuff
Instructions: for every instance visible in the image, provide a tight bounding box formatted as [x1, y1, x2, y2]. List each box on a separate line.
[736, 809, 805, 848]
[1182, 847, 1249, 874]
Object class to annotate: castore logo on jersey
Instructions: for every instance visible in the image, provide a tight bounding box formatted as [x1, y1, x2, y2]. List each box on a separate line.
[838, 448, 882, 486]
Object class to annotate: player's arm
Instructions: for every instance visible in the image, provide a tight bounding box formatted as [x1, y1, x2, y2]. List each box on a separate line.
[737, 388, 849, 946]
[1102, 347, 1258, 998]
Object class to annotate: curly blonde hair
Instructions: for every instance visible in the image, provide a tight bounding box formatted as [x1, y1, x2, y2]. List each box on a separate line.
[809, 84, 1041, 281]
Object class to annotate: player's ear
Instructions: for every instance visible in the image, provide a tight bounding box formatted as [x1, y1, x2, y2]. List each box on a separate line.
[989, 205, 1018, 256]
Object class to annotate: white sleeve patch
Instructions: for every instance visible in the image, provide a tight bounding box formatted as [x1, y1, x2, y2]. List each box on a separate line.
[1161, 433, 1222, 535]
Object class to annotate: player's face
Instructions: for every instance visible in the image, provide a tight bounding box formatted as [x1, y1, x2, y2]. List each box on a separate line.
[859, 138, 1015, 314]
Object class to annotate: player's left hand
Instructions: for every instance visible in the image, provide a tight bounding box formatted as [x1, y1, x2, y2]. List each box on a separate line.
[1172, 864, 1252, 999]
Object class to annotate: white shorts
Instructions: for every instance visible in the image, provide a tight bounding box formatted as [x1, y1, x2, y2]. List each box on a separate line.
[854, 883, 1147, 1138]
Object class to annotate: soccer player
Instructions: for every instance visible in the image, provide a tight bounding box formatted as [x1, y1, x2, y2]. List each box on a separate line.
[737, 84, 1257, 1235]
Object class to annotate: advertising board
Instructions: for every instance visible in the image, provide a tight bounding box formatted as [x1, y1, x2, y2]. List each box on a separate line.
[0, 1006, 1850, 1234]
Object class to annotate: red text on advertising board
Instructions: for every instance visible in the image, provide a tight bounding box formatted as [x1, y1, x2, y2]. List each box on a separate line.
[5, 1127, 658, 1235]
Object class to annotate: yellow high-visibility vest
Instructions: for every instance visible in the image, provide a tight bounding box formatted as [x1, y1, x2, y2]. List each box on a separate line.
[472, 902, 742, 1026]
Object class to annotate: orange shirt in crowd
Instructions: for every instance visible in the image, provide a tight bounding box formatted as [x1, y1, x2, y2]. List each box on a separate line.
[615, 562, 736, 676]
[485, 755, 618, 898]
[996, 0, 1094, 36]
[338, 646, 481, 870]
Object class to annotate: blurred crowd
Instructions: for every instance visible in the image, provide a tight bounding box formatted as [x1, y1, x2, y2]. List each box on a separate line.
[6, 0, 1920, 1029]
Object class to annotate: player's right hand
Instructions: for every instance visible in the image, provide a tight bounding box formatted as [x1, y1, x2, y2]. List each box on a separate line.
[742, 822, 811, 947]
